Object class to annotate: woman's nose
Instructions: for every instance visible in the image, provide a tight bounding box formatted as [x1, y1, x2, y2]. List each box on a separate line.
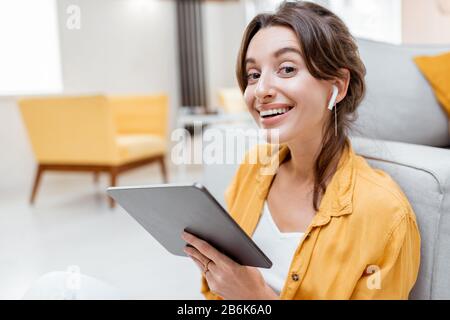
[255, 73, 276, 102]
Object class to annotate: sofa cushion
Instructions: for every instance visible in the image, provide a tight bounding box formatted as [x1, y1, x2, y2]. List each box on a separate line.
[354, 38, 450, 147]
[116, 134, 166, 164]
[414, 52, 450, 119]
[351, 136, 450, 299]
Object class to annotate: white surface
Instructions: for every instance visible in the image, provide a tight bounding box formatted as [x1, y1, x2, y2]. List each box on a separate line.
[23, 271, 123, 300]
[253, 202, 304, 296]
[0, 163, 205, 300]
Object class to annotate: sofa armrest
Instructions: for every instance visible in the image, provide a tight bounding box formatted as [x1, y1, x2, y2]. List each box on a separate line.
[351, 136, 450, 299]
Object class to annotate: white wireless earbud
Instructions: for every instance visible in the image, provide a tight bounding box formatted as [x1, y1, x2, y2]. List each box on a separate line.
[327, 85, 339, 110]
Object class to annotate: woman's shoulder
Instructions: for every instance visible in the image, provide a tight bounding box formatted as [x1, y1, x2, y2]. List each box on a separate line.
[347, 155, 421, 272]
[351, 154, 417, 228]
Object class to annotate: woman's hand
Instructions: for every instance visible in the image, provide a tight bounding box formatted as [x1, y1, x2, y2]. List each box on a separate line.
[182, 231, 279, 300]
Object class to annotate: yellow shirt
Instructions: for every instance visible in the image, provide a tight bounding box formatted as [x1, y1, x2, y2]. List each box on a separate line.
[201, 142, 421, 300]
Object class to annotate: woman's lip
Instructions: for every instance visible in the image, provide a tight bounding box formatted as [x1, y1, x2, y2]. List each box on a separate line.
[257, 105, 293, 113]
[259, 107, 294, 127]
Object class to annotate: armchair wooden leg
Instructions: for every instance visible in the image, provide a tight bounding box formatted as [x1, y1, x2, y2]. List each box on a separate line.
[109, 168, 118, 208]
[93, 171, 100, 184]
[30, 164, 44, 205]
[159, 156, 168, 183]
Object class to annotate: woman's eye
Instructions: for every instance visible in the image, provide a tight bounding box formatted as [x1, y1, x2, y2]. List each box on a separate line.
[279, 66, 297, 76]
[246, 72, 260, 83]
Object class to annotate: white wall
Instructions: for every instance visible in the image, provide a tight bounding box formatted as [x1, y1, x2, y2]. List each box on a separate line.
[58, 0, 178, 95]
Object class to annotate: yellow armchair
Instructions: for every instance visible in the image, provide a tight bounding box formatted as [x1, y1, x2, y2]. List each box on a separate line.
[19, 94, 169, 207]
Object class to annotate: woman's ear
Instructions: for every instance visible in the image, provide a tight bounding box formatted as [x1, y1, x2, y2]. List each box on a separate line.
[334, 68, 350, 104]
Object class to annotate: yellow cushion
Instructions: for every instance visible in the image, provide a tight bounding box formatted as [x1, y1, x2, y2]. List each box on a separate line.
[414, 52, 450, 119]
[116, 134, 166, 164]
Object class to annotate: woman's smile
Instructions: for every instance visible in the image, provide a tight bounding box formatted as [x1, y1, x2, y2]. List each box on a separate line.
[257, 103, 295, 127]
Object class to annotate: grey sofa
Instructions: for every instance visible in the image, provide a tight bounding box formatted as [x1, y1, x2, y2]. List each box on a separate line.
[202, 38, 450, 299]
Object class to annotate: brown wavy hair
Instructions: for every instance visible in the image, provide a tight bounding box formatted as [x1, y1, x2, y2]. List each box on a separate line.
[236, 1, 366, 211]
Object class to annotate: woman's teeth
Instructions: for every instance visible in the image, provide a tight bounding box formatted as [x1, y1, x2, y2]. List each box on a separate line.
[260, 107, 293, 118]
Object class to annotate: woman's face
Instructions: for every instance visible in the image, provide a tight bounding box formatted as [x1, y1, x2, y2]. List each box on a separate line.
[244, 26, 333, 144]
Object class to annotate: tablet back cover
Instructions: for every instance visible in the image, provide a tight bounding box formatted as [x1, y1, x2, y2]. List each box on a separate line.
[107, 183, 272, 268]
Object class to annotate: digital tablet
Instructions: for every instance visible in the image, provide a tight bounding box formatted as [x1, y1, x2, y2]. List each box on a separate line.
[106, 183, 272, 268]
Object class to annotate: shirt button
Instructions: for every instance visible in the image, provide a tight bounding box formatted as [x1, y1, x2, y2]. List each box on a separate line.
[291, 273, 300, 281]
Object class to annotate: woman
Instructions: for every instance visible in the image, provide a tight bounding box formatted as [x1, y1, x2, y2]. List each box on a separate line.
[182, 1, 421, 300]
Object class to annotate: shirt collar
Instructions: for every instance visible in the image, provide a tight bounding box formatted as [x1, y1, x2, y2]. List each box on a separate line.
[256, 142, 356, 220]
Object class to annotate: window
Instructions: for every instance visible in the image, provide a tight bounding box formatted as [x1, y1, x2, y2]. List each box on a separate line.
[0, 0, 62, 95]
[244, 0, 402, 44]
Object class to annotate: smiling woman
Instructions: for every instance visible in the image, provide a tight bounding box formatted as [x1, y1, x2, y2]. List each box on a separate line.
[182, 1, 421, 300]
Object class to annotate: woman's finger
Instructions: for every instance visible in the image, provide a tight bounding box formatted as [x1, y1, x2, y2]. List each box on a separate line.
[182, 231, 234, 266]
[189, 255, 205, 272]
[184, 246, 209, 267]
[204, 267, 215, 283]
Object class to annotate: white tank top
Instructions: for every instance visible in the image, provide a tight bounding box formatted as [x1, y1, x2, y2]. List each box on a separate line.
[252, 201, 304, 296]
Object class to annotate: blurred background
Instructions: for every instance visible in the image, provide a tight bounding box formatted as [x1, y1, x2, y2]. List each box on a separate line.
[1, 0, 449, 299]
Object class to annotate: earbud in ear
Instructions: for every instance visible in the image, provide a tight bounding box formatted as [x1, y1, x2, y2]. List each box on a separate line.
[327, 85, 339, 110]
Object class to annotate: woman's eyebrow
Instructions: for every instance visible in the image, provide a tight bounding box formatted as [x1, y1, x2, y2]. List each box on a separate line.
[245, 47, 302, 66]
[245, 57, 256, 66]
[273, 47, 302, 58]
